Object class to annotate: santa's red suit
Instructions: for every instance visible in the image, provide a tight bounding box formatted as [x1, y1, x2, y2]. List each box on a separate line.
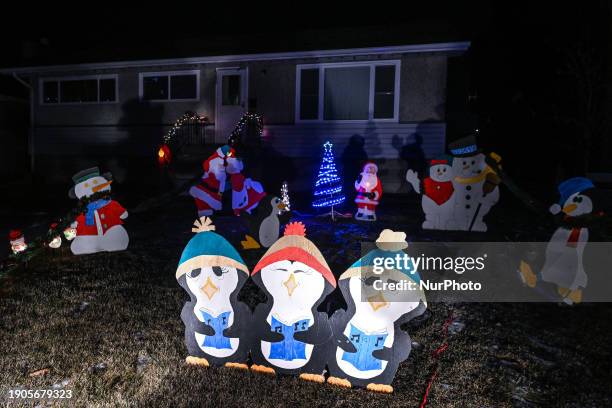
[354, 163, 382, 220]
[189, 147, 237, 216]
[74, 201, 127, 236]
[231, 173, 266, 216]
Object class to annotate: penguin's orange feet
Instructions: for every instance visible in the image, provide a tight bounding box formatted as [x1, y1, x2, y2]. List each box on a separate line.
[224, 362, 249, 370]
[241, 235, 261, 250]
[327, 376, 352, 389]
[366, 383, 393, 393]
[250, 364, 275, 375]
[519, 261, 537, 288]
[299, 373, 325, 383]
[185, 356, 209, 367]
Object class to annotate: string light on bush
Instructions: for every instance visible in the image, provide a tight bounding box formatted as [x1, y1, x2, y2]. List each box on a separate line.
[228, 113, 263, 146]
[163, 112, 209, 144]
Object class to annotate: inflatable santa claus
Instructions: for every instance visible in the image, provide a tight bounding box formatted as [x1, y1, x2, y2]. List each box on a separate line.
[189, 145, 243, 217]
[354, 162, 382, 221]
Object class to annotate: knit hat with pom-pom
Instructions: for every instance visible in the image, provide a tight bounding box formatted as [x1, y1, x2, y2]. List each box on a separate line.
[176, 217, 248, 279]
[251, 222, 335, 287]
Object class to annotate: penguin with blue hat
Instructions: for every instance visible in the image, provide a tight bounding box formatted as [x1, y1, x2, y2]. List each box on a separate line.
[519, 177, 597, 304]
[176, 217, 251, 369]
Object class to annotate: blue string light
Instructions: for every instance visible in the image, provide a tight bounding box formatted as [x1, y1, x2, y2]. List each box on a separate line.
[312, 141, 345, 208]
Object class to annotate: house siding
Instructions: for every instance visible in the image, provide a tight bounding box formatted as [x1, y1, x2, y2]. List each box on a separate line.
[26, 48, 456, 187]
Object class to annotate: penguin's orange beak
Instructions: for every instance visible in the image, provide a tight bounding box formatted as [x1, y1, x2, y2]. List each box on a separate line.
[92, 180, 112, 193]
[562, 203, 577, 215]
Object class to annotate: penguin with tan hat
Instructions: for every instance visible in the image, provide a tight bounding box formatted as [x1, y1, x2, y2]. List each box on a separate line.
[327, 229, 427, 393]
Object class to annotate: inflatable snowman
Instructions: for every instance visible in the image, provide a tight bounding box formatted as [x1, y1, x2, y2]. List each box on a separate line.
[406, 157, 455, 230]
[69, 167, 129, 255]
[447, 135, 500, 232]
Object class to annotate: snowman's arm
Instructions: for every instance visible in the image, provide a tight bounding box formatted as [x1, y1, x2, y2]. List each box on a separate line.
[405, 169, 421, 194]
[71, 220, 78, 228]
[120, 210, 128, 220]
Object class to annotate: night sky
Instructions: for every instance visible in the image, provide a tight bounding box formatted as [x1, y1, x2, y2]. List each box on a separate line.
[1, 2, 610, 179]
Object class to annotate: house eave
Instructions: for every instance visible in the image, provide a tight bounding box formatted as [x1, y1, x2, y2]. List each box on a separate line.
[0, 41, 470, 75]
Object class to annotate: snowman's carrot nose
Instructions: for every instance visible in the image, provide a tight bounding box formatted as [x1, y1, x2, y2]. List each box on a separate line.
[92, 180, 112, 193]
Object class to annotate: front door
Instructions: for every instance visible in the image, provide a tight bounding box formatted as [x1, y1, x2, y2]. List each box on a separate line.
[215, 68, 248, 143]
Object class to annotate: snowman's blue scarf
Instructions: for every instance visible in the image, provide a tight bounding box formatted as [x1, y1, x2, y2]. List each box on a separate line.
[85, 199, 110, 225]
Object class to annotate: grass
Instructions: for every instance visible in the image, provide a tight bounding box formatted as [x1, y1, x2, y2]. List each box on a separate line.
[1, 197, 611, 407]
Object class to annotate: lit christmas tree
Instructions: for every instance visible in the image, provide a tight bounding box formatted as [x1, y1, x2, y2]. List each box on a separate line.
[313, 141, 345, 212]
[279, 181, 291, 214]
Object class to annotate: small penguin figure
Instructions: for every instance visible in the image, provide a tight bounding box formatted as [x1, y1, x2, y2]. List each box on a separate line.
[176, 217, 251, 369]
[249, 222, 336, 384]
[241, 195, 290, 249]
[327, 230, 427, 393]
[520, 177, 601, 304]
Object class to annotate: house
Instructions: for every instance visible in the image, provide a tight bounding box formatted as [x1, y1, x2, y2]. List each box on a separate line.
[0, 41, 470, 192]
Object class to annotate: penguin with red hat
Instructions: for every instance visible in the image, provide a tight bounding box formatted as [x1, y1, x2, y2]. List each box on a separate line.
[249, 222, 335, 384]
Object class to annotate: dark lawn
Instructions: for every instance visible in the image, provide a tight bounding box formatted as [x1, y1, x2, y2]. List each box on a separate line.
[1, 194, 611, 407]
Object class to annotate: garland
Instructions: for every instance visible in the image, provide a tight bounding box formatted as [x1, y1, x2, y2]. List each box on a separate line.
[1, 191, 112, 274]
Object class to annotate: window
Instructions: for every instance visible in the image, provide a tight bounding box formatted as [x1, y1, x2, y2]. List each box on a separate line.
[296, 61, 399, 122]
[140, 71, 199, 101]
[41, 75, 118, 104]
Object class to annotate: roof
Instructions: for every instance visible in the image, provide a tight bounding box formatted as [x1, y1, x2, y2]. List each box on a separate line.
[0, 41, 470, 75]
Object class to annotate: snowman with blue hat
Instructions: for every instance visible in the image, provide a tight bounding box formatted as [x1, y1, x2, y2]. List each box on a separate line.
[176, 217, 251, 369]
[519, 177, 597, 304]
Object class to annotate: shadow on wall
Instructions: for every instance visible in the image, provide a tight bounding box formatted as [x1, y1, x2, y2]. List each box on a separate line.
[392, 122, 431, 193]
[114, 99, 165, 192]
[341, 134, 369, 199]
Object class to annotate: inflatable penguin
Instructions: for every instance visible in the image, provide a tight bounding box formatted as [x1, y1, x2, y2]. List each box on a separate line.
[406, 157, 455, 230]
[447, 135, 501, 232]
[327, 230, 427, 393]
[69, 167, 129, 255]
[249, 222, 335, 383]
[176, 217, 251, 369]
[241, 195, 290, 249]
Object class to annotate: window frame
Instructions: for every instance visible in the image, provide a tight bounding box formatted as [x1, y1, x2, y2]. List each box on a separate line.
[138, 70, 200, 102]
[39, 74, 119, 105]
[295, 60, 400, 123]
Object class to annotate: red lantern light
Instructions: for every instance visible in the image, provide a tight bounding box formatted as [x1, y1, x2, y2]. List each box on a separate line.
[158, 144, 172, 166]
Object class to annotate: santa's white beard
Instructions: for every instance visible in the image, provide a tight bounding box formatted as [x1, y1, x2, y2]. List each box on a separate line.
[358, 173, 378, 191]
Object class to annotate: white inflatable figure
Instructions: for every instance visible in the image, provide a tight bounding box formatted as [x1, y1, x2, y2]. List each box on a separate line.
[69, 167, 129, 255]
[327, 230, 427, 393]
[250, 222, 335, 383]
[176, 217, 251, 368]
[231, 173, 266, 216]
[406, 157, 455, 230]
[48, 223, 62, 249]
[9, 230, 27, 254]
[447, 135, 500, 232]
[540, 178, 596, 304]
